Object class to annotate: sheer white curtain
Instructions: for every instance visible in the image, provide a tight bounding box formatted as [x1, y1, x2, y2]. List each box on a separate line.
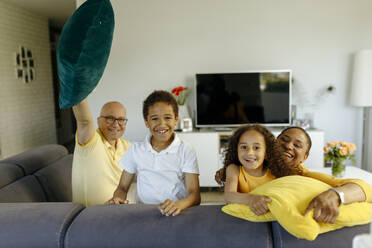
[366, 108, 372, 172]
[350, 49, 372, 172]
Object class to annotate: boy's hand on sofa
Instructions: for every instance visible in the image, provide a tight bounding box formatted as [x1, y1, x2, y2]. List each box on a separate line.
[108, 178, 133, 205]
[158, 199, 181, 216]
[106, 197, 129, 205]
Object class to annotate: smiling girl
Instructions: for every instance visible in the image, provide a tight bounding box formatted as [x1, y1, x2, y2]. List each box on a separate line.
[223, 124, 276, 215]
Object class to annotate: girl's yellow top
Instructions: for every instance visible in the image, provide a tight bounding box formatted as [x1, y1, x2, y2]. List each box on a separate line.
[238, 166, 275, 193]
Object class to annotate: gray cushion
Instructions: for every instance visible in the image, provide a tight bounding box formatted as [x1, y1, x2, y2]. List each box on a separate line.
[1, 144, 68, 175]
[0, 202, 84, 248]
[65, 204, 273, 248]
[0, 175, 46, 202]
[271, 221, 370, 248]
[0, 163, 24, 188]
[35, 154, 73, 202]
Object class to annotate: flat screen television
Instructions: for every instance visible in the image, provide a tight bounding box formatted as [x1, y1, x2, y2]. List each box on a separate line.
[195, 70, 291, 127]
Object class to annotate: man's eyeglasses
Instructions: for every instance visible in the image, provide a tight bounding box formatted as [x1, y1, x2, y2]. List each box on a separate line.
[100, 116, 128, 125]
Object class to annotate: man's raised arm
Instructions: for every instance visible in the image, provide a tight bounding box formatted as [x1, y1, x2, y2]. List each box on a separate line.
[72, 99, 95, 145]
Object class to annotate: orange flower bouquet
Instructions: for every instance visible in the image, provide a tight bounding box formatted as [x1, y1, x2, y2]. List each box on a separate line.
[171, 86, 190, 106]
[324, 141, 356, 177]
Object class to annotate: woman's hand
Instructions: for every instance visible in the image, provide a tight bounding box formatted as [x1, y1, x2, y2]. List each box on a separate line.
[302, 189, 340, 223]
[215, 168, 225, 185]
[247, 194, 272, 216]
[158, 199, 182, 216]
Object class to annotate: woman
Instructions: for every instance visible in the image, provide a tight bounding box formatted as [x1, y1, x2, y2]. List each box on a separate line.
[215, 126, 372, 223]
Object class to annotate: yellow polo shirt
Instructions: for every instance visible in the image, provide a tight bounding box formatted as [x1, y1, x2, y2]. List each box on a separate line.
[72, 129, 131, 206]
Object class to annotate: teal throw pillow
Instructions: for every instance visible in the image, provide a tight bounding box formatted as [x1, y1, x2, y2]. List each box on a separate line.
[57, 0, 115, 108]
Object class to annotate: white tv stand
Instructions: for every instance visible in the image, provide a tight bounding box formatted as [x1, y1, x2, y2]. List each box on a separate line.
[177, 128, 324, 187]
[213, 127, 234, 132]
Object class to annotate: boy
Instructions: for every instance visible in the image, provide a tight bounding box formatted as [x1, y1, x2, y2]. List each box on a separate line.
[107, 90, 200, 216]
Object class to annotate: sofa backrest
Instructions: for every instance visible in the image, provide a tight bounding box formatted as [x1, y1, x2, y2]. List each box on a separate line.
[0, 144, 72, 203]
[65, 204, 274, 248]
[0, 144, 68, 175]
[0, 175, 48, 202]
[0, 162, 24, 188]
[35, 154, 73, 202]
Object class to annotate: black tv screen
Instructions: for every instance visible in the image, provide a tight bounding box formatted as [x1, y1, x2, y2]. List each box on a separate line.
[195, 70, 291, 127]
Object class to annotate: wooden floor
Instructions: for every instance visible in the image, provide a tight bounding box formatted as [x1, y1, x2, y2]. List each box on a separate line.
[200, 191, 224, 205]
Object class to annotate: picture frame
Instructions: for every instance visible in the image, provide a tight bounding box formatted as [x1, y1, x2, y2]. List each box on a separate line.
[181, 118, 193, 132]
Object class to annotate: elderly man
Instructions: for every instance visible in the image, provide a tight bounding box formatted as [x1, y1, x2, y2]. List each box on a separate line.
[71, 99, 131, 206]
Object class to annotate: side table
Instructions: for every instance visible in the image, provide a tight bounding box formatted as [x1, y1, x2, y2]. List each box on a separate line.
[311, 166, 372, 185]
[311, 166, 372, 248]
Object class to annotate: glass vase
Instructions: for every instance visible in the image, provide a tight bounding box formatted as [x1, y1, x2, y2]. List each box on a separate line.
[176, 105, 191, 131]
[331, 159, 346, 178]
[178, 105, 190, 120]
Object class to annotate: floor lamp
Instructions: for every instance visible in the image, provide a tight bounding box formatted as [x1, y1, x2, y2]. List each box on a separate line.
[350, 49, 372, 172]
[350, 49, 372, 248]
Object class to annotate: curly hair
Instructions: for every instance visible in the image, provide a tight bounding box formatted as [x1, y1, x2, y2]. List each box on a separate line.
[269, 126, 312, 178]
[222, 124, 276, 181]
[142, 90, 178, 120]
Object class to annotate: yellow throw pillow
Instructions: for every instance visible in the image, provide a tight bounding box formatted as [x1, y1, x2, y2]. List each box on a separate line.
[222, 175, 371, 241]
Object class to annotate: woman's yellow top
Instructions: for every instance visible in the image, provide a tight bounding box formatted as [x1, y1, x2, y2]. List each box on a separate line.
[237, 164, 372, 202]
[301, 165, 372, 202]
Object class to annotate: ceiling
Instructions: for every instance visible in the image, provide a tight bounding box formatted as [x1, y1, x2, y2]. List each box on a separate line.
[4, 0, 76, 28]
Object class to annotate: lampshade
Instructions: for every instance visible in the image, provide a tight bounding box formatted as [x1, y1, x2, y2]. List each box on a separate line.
[350, 49, 372, 107]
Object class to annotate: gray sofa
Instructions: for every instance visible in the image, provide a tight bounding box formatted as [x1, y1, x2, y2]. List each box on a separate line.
[0, 145, 369, 248]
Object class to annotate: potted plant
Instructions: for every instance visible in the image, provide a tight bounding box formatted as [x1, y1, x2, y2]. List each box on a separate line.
[324, 141, 356, 177]
[171, 86, 191, 131]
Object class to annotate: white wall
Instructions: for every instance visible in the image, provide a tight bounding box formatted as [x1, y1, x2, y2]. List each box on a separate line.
[0, 1, 57, 158]
[79, 0, 372, 168]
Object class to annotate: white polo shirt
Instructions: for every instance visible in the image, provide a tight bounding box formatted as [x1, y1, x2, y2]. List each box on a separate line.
[119, 133, 199, 204]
